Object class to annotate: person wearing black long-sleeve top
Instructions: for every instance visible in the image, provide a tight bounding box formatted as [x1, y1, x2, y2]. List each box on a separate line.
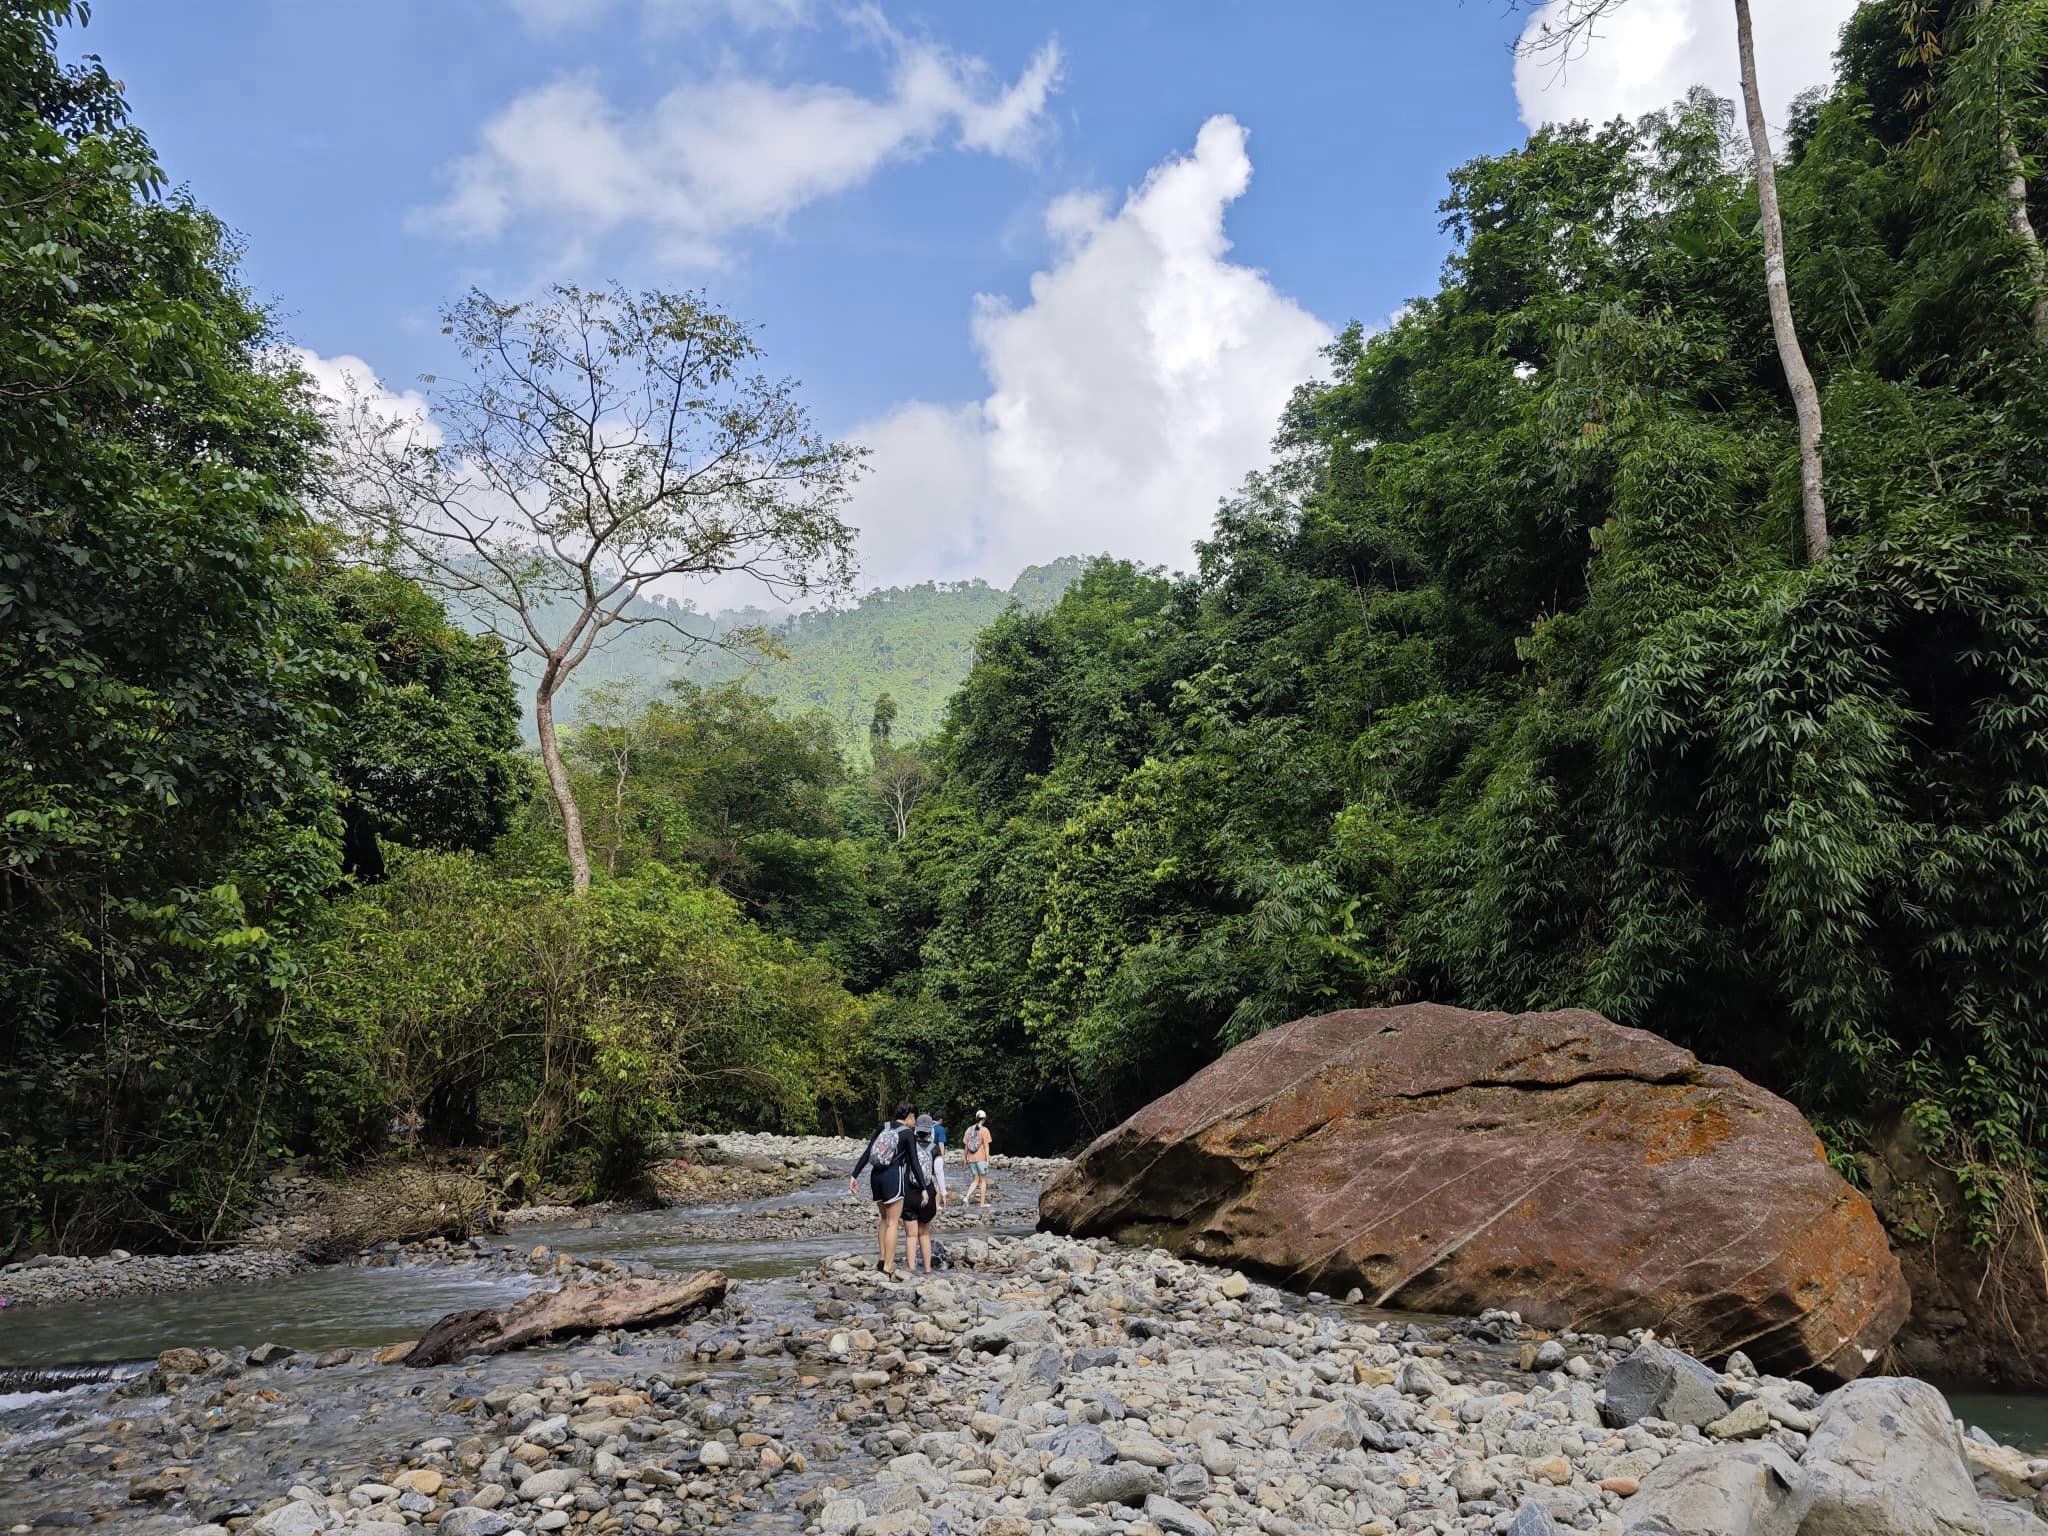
[850, 1101, 928, 1278]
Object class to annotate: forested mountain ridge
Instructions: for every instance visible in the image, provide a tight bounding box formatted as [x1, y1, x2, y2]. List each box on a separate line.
[506, 557, 1090, 747]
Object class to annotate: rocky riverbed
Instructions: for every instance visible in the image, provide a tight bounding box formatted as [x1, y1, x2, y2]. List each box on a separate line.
[0, 1134, 1058, 1313]
[7, 1226, 2048, 1536]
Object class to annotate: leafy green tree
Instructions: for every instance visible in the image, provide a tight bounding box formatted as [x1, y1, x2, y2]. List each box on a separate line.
[0, 1, 339, 1249]
[870, 691, 898, 750]
[1515, 0, 1834, 557]
[299, 565, 524, 878]
[302, 852, 868, 1190]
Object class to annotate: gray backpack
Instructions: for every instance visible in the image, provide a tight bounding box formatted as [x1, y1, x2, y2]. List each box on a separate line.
[867, 1123, 900, 1168]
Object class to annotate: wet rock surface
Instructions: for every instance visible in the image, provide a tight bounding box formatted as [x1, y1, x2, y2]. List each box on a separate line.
[1040, 1003, 1911, 1381]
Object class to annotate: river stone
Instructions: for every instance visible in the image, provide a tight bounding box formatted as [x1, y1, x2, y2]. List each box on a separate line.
[1144, 1493, 1217, 1536]
[1981, 1504, 2048, 1536]
[1621, 1443, 1802, 1536]
[1164, 1462, 1210, 1500]
[251, 1502, 330, 1536]
[1706, 1399, 1773, 1440]
[1039, 1003, 1908, 1380]
[1055, 1463, 1165, 1507]
[438, 1513, 515, 1536]
[1507, 1504, 1562, 1536]
[959, 1312, 1059, 1352]
[517, 1467, 577, 1499]
[1796, 1376, 1985, 1536]
[1292, 1400, 1371, 1453]
[1035, 1423, 1120, 1465]
[247, 1342, 295, 1366]
[1601, 1342, 1728, 1428]
[820, 1497, 865, 1535]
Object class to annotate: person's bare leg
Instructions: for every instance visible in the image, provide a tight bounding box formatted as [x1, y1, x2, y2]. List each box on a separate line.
[880, 1205, 901, 1275]
[874, 1202, 889, 1269]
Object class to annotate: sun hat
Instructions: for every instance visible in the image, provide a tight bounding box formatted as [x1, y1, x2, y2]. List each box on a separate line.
[975, 1109, 987, 1119]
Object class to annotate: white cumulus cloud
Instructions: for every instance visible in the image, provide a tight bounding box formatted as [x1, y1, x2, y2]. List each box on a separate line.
[282, 346, 441, 447]
[844, 115, 1332, 588]
[414, 32, 1062, 263]
[1513, 0, 1859, 131]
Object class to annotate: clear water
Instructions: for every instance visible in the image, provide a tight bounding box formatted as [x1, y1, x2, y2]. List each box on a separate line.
[0, 1177, 1024, 1372]
[1946, 1392, 2048, 1455]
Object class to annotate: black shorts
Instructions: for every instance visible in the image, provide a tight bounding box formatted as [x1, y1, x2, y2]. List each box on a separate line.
[906, 1186, 938, 1224]
[870, 1165, 903, 1205]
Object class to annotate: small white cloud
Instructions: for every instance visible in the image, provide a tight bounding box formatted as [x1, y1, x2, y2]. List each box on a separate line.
[845, 115, 1332, 588]
[283, 346, 441, 447]
[1513, 0, 1857, 131]
[415, 32, 1062, 263]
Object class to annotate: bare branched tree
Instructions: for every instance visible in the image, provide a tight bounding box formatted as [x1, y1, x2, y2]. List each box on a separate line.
[323, 284, 864, 889]
[869, 750, 932, 842]
[1512, 0, 1832, 560]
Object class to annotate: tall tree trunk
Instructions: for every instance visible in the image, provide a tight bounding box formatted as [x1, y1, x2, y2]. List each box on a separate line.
[608, 743, 629, 877]
[535, 670, 593, 891]
[1998, 96, 2048, 348]
[1990, 0, 2048, 352]
[1735, 0, 1830, 561]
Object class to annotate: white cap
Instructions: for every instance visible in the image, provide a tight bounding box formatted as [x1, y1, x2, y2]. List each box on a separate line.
[975, 1109, 987, 1119]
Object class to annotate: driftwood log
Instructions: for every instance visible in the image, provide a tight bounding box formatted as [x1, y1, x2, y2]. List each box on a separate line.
[401, 1270, 727, 1367]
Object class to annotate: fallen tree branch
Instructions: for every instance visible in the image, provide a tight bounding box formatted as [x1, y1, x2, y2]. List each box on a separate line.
[402, 1270, 728, 1367]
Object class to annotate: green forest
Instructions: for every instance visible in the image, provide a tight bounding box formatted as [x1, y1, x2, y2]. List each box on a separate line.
[519, 557, 1089, 754]
[6, 0, 2048, 1269]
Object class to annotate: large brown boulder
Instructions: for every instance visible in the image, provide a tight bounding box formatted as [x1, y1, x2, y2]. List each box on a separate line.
[1039, 1004, 1909, 1380]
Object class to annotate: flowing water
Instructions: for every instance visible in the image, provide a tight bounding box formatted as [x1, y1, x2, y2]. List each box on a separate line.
[0, 1179, 935, 1372]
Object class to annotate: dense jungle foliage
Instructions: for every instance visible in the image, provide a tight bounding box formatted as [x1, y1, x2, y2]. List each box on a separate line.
[890, 5, 2048, 1199]
[7, 0, 2048, 1256]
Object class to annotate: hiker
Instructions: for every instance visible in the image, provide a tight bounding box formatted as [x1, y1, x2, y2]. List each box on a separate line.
[962, 1107, 993, 1207]
[849, 1101, 929, 1277]
[905, 1112, 947, 1274]
[931, 1111, 948, 1151]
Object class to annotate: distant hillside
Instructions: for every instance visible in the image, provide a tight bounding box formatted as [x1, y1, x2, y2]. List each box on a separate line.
[506, 557, 1092, 747]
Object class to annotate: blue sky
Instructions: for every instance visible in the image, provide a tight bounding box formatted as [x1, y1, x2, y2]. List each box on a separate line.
[68, 0, 1856, 594]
